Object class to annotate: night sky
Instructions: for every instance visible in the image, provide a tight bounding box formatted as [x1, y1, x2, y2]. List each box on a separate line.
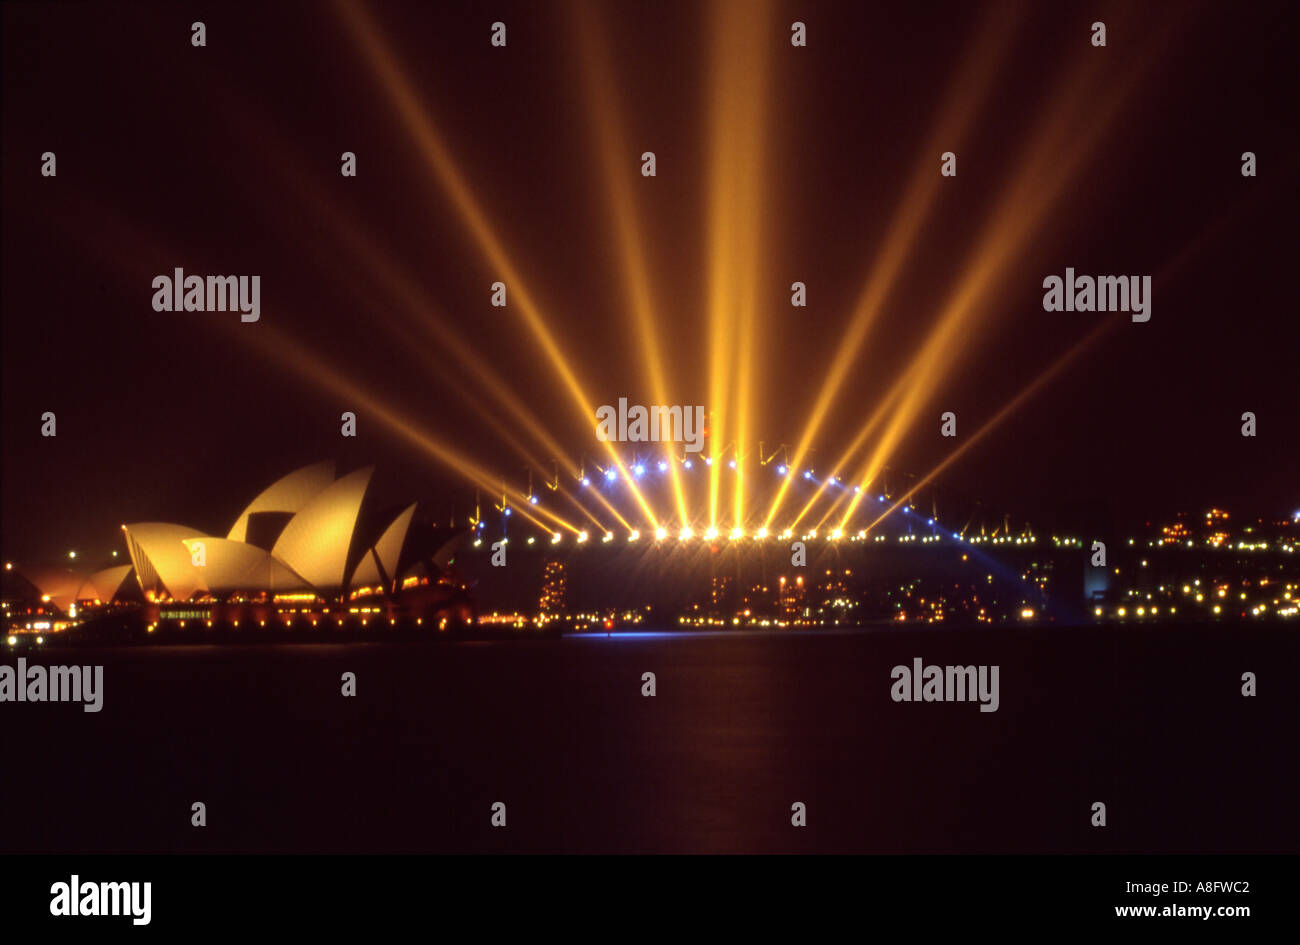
[3, 0, 1297, 564]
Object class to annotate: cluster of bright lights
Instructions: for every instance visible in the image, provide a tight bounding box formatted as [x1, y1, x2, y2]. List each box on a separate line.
[492, 526, 1044, 547]
[467, 448, 1156, 555]
[552, 455, 971, 543]
[1052, 536, 1085, 547]
[575, 454, 837, 482]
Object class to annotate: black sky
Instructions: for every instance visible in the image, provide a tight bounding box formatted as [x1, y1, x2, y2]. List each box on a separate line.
[3, 0, 1297, 563]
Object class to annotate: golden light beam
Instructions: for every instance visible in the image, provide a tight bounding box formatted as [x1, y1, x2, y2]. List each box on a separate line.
[862, 194, 1255, 536]
[805, 472, 868, 534]
[864, 320, 1114, 533]
[704, 0, 772, 529]
[763, 2, 1023, 530]
[572, 4, 690, 527]
[334, 0, 660, 529]
[728, 7, 770, 532]
[837, 10, 1174, 530]
[793, 382, 906, 531]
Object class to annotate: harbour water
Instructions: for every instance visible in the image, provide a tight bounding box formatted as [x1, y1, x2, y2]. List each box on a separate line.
[2, 624, 1296, 854]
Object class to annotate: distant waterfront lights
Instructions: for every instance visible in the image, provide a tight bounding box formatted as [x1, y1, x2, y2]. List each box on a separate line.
[680, 526, 694, 540]
[705, 527, 719, 541]
[655, 527, 667, 541]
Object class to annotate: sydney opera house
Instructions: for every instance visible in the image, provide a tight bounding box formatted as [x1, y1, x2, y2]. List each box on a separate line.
[2, 462, 473, 640]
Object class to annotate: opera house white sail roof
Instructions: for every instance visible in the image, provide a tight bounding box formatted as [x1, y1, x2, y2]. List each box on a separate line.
[18, 463, 419, 605]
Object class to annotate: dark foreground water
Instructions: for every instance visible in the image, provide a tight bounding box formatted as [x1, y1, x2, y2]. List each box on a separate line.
[2, 624, 1297, 854]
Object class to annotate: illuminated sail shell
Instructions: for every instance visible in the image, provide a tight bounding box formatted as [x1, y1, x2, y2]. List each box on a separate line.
[227, 461, 336, 542]
[271, 467, 374, 591]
